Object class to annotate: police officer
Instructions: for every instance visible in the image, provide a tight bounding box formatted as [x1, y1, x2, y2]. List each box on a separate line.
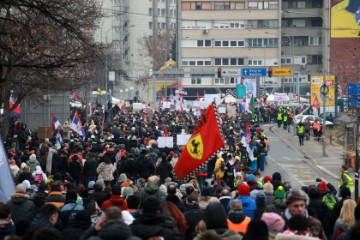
[277, 109, 282, 128]
[297, 121, 305, 146]
[338, 165, 354, 192]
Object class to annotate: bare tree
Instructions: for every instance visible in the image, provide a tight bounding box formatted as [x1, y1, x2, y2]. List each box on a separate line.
[137, 30, 175, 72]
[0, 0, 103, 138]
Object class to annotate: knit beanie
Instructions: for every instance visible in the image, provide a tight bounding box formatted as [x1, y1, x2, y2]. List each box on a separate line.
[317, 181, 329, 191]
[238, 183, 250, 196]
[261, 212, 285, 231]
[274, 186, 286, 199]
[246, 174, 255, 182]
[263, 176, 272, 184]
[263, 182, 274, 194]
[285, 189, 309, 205]
[121, 179, 131, 188]
[118, 173, 128, 185]
[272, 172, 282, 181]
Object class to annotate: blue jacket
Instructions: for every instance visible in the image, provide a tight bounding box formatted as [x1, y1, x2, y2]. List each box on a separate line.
[227, 196, 256, 220]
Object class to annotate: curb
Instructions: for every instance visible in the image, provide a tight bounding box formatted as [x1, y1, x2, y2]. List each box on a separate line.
[269, 125, 340, 181]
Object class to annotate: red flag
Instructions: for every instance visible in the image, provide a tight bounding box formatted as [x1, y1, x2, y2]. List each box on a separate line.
[174, 104, 225, 180]
[313, 95, 321, 109]
[70, 91, 82, 100]
[197, 92, 200, 101]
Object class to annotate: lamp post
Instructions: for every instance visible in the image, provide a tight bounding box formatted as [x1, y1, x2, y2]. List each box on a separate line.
[125, 88, 129, 100]
[282, 10, 328, 157]
[130, 87, 134, 101]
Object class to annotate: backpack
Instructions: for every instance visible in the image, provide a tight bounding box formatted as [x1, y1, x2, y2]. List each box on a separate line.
[322, 193, 338, 209]
[220, 161, 225, 172]
[34, 173, 44, 182]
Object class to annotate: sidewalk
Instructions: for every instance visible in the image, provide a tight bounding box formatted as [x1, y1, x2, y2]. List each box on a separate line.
[270, 124, 345, 182]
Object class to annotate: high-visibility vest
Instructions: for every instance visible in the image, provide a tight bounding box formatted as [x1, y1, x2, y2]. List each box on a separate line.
[277, 113, 282, 120]
[227, 216, 251, 235]
[338, 172, 354, 190]
[253, 114, 258, 121]
[297, 126, 304, 135]
[283, 115, 288, 122]
[312, 121, 319, 131]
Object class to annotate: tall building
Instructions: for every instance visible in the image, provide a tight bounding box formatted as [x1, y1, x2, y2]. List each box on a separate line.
[281, 0, 326, 96]
[95, 0, 177, 100]
[178, 0, 282, 98]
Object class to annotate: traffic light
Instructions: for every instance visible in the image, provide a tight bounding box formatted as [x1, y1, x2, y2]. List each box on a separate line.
[267, 67, 272, 78]
[217, 67, 222, 78]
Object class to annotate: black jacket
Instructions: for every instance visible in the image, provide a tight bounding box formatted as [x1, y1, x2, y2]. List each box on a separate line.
[130, 213, 181, 240]
[184, 205, 205, 240]
[308, 198, 333, 240]
[61, 218, 91, 240]
[83, 158, 98, 177]
[7, 194, 34, 224]
[68, 159, 82, 178]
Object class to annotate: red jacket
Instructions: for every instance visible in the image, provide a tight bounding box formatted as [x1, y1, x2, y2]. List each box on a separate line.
[101, 195, 128, 211]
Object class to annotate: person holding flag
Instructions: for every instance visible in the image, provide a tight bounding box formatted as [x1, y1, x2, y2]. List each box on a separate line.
[70, 111, 86, 138]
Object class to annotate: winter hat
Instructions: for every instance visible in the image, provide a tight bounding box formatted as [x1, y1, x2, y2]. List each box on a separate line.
[95, 179, 105, 190]
[263, 176, 272, 183]
[263, 182, 274, 194]
[272, 172, 282, 181]
[35, 165, 43, 174]
[169, 151, 174, 156]
[98, 220, 133, 240]
[118, 173, 128, 184]
[121, 179, 131, 188]
[246, 174, 255, 182]
[261, 212, 285, 232]
[243, 220, 269, 240]
[340, 187, 351, 199]
[88, 181, 95, 189]
[308, 187, 321, 199]
[179, 184, 186, 193]
[317, 181, 329, 191]
[201, 188, 211, 197]
[29, 154, 37, 161]
[204, 202, 228, 230]
[22, 180, 31, 190]
[285, 189, 309, 205]
[20, 162, 28, 170]
[238, 183, 250, 196]
[250, 189, 260, 199]
[256, 191, 266, 205]
[274, 186, 286, 199]
[15, 183, 26, 193]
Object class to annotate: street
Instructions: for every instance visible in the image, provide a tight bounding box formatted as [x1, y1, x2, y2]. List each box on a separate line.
[262, 124, 339, 189]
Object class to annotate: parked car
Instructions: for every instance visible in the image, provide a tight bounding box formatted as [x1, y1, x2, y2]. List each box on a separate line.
[319, 112, 336, 122]
[295, 115, 334, 128]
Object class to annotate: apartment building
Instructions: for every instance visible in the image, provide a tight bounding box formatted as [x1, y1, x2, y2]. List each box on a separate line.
[178, 0, 282, 97]
[281, 0, 326, 96]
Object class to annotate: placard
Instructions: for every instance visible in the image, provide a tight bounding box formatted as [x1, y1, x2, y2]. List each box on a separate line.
[133, 103, 143, 111]
[227, 105, 237, 117]
[218, 106, 226, 114]
[176, 134, 192, 146]
[157, 137, 173, 148]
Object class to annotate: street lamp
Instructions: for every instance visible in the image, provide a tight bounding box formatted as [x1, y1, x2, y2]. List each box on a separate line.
[282, 9, 328, 158]
[119, 89, 124, 100]
[125, 88, 129, 100]
[130, 87, 134, 100]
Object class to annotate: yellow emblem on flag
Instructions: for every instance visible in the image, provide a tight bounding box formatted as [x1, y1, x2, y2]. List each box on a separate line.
[186, 133, 203, 160]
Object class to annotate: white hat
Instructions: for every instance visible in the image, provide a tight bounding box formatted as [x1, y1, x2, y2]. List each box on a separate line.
[15, 183, 26, 193]
[29, 154, 36, 161]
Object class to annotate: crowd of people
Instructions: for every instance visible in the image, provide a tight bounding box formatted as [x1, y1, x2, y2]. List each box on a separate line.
[0, 103, 358, 240]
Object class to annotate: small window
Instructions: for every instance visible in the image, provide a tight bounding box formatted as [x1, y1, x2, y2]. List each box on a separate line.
[215, 58, 221, 65]
[238, 41, 244, 46]
[215, 41, 221, 46]
[238, 58, 244, 65]
[230, 41, 237, 46]
[205, 40, 211, 46]
[197, 61, 204, 65]
[197, 40, 204, 46]
[230, 58, 237, 65]
[205, 61, 212, 65]
[223, 58, 229, 65]
[189, 61, 196, 65]
[223, 41, 229, 47]
[182, 61, 189, 66]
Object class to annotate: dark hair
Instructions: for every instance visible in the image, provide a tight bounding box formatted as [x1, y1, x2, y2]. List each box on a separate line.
[84, 201, 96, 215]
[105, 206, 122, 220]
[288, 214, 308, 233]
[41, 204, 59, 219]
[167, 183, 177, 195]
[126, 195, 141, 209]
[0, 203, 11, 219]
[50, 182, 61, 192]
[111, 186, 121, 196]
[32, 227, 61, 240]
[342, 165, 348, 171]
[93, 183, 103, 192]
[32, 192, 47, 207]
[350, 222, 360, 240]
[141, 196, 160, 214]
[65, 189, 78, 201]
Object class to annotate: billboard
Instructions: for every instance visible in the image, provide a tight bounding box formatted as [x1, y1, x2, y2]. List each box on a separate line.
[310, 76, 335, 107]
[331, 0, 360, 38]
[236, 76, 257, 99]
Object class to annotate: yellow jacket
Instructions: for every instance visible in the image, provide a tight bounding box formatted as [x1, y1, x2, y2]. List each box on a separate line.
[214, 157, 225, 178]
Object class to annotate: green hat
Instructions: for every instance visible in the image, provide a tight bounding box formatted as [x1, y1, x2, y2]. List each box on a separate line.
[274, 186, 286, 199]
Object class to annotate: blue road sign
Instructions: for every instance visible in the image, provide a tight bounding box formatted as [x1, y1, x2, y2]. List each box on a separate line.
[348, 83, 360, 109]
[241, 68, 267, 77]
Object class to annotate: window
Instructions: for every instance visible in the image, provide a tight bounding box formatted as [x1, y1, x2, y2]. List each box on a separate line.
[222, 41, 229, 47]
[189, 61, 196, 66]
[197, 40, 203, 47]
[292, 19, 306, 27]
[197, 40, 211, 47]
[149, 22, 153, 29]
[296, 1, 306, 8]
[238, 58, 244, 65]
[230, 41, 237, 46]
[161, 23, 166, 29]
[269, 1, 279, 9]
[238, 41, 245, 46]
[230, 58, 237, 65]
[223, 58, 229, 65]
[294, 36, 307, 46]
[182, 2, 191, 10]
[197, 61, 204, 66]
[307, 55, 322, 64]
[205, 60, 212, 65]
[215, 58, 221, 65]
[205, 40, 211, 46]
[249, 59, 263, 66]
[214, 58, 244, 66]
[248, 2, 258, 9]
[230, 2, 245, 9]
[215, 41, 221, 47]
[309, 36, 322, 46]
[182, 61, 189, 66]
[149, 8, 153, 15]
[191, 77, 202, 85]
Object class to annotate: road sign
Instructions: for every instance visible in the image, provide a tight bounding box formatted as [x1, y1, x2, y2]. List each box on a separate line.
[271, 67, 293, 77]
[241, 68, 267, 77]
[348, 83, 360, 109]
[221, 68, 240, 76]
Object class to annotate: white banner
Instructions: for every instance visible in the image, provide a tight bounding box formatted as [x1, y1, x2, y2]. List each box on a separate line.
[157, 137, 174, 148]
[176, 134, 192, 146]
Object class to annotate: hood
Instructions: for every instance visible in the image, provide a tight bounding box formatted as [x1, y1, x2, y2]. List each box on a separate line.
[35, 166, 43, 174]
[28, 158, 38, 164]
[227, 212, 247, 224]
[10, 193, 30, 204]
[273, 198, 286, 208]
[110, 196, 126, 207]
[135, 213, 165, 225]
[144, 182, 159, 194]
[238, 196, 253, 208]
[98, 220, 132, 240]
